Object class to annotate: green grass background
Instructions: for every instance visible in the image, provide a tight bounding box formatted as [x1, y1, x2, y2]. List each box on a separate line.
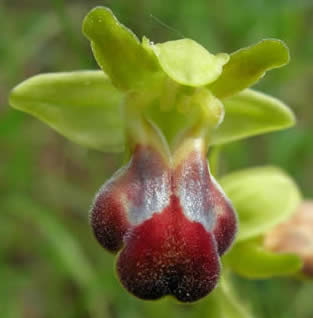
[1, 0, 313, 317]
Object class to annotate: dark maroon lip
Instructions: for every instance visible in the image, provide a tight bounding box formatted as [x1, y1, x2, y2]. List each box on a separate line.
[117, 194, 221, 302]
[90, 143, 237, 302]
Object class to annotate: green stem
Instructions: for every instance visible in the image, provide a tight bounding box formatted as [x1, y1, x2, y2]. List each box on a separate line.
[208, 146, 222, 177]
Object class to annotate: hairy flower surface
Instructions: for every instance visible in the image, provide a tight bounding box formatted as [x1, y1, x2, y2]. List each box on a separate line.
[91, 122, 237, 301]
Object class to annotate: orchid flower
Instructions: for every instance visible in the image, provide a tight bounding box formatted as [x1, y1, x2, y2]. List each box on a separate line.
[9, 7, 303, 304]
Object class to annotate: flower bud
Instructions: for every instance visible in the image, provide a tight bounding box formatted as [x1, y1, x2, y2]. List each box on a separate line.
[264, 201, 313, 277]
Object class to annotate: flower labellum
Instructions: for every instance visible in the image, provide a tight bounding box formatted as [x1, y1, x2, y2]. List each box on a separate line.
[91, 105, 237, 302]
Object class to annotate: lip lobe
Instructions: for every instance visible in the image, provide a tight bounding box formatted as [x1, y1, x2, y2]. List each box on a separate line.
[90, 144, 237, 302]
[117, 194, 220, 302]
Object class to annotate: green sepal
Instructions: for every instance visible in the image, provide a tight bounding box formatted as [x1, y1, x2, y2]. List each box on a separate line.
[224, 237, 303, 279]
[9, 71, 125, 152]
[219, 166, 302, 242]
[82, 6, 159, 90]
[212, 89, 295, 145]
[153, 39, 229, 87]
[208, 39, 290, 99]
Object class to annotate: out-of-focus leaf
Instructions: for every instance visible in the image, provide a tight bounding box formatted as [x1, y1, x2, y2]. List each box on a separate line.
[220, 166, 302, 242]
[224, 237, 303, 278]
[153, 39, 229, 86]
[212, 89, 295, 145]
[4, 195, 94, 287]
[0, 264, 24, 318]
[82, 6, 159, 90]
[4, 195, 109, 318]
[209, 39, 290, 99]
[0, 11, 61, 82]
[9, 71, 124, 152]
[0, 110, 24, 137]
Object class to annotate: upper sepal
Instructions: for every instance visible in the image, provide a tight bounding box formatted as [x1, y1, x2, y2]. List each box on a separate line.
[83, 7, 160, 90]
[152, 39, 229, 87]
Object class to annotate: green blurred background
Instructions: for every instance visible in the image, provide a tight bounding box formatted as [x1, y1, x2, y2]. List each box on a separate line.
[1, 0, 313, 317]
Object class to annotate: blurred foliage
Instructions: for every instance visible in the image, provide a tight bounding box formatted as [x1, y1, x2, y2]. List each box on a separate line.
[0, 0, 313, 317]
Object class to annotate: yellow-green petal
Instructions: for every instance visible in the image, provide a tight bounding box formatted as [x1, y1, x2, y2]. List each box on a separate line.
[209, 39, 290, 99]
